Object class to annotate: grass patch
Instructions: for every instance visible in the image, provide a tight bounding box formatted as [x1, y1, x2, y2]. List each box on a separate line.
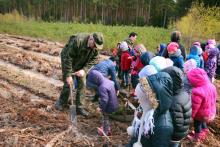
[0, 12, 171, 52]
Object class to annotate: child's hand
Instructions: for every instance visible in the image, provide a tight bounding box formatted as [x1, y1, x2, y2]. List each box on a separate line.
[128, 56, 133, 60]
[96, 107, 101, 113]
[116, 90, 120, 96]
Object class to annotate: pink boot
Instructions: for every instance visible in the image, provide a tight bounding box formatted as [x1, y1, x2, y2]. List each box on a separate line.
[187, 132, 206, 142]
[97, 127, 111, 136]
[202, 128, 209, 136]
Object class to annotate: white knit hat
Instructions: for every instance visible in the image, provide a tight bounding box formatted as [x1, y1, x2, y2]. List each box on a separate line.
[138, 65, 157, 78]
[184, 59, 197, 73]
[120, 41, 129, 51]
[149, 56, 167, 71]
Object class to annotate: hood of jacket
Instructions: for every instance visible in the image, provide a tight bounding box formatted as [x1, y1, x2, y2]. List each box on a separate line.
[161, 66, 184, 95]
[87, 70, 105, 86]
[158, 44, 167, 55]
[209, 47, 219, 59]
[147, 72, 173, 115]
[189, 46, 199, 55]
[140, 51, 155, 66]
[187, 68, 210, 87]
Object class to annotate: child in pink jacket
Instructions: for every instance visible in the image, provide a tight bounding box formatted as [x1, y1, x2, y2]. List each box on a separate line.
[187, 68, 217, 142]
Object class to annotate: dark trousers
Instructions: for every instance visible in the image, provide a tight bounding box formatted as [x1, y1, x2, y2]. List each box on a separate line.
[194, 120, 207, 133]
[131, 74, 139, 89]
[126, 126, 173, 147]
[122, 70, 129, 86]
[58, 76, 84, 108]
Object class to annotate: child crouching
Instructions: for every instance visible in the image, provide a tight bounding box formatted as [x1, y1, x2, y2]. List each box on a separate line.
[87, 70, 119, 136]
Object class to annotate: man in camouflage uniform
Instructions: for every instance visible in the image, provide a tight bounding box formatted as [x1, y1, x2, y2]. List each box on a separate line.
[55, 32, 104, 117]
[117, 32, 138, 79]
[124, 32, 138, 56]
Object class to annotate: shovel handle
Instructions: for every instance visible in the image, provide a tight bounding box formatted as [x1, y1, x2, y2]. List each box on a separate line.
[69, 82, 74, 105]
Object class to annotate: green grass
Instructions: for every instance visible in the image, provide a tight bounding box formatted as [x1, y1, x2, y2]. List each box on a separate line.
[0, 16, 171, 53]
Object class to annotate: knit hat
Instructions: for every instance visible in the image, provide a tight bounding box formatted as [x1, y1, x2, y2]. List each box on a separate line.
[205, 44, 215, 50]
[208, 39, 216, 46]
[149, 56, 167, 71]
[138, 65, 158, 78]
[193, 41, 201, 47]
[119, 41, 129, 51]
[165, 58, 174, 67]
[184, 59, 197, 73]
[167, 42, 179, 54]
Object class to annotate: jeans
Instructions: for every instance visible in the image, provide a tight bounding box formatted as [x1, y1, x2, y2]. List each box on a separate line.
[194, 120, 207, 133]
[122, 70, 129, 86]
[169, 140, 180, 147]
[101, 113, 110, 134]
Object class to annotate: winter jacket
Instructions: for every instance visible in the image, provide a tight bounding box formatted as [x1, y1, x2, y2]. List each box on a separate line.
[131, 56, 144, 75]
[162, 33, 186, 60]
[205, 47, 219, 79]
[199, 55, 204, 69]
[216, 44, 220, 75]
[92, 59, 120, 90]
[162, 66, 192, 141]
[121, 51, 133, 71]
[61, 33, 99, 79]
[169, 49, 184, 71]
[186, 46, 201, 67]
[126, 72, 174, 147]
[187, 68, 217, 121]
[156, 44, 167, 56]
[140, 51, 155, 66]
[87, 70, 118, 113]
[183, 76, 192, 95]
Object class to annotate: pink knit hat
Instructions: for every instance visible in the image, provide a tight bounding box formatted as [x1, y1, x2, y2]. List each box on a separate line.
[184, 59, 197, 73]
[167, 42, 179, 54]
[208, 39, 216, 46]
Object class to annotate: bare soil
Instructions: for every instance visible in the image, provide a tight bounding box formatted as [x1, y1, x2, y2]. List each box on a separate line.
[0, 34, 219, 147]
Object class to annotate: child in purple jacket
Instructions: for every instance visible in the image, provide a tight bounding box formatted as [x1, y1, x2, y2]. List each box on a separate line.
[204, 46, 219, 82]
[87, 70, 119, 136]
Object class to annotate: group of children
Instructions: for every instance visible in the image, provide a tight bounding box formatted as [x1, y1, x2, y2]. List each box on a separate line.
[86, 31, 219, 147]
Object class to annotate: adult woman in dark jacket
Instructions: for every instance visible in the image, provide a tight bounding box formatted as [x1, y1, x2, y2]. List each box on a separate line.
[126, 72, 174, 147]
[162, 31, 186, 60]
[162, 66, 192, 147]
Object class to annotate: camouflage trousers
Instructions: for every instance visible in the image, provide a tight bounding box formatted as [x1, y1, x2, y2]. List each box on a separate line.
[58, 76, 84, 108]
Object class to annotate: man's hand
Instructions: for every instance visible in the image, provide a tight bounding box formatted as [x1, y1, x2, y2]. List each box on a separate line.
[66, 76, 73, 85]
[75, 70, 85, 77]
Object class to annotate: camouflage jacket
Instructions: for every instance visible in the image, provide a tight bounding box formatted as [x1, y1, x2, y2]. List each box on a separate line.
[61, 33, 100, 79]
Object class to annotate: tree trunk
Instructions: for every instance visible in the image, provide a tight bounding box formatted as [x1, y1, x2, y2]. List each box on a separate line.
[147, 0, 152, 24]
[163, 9, 167, 28]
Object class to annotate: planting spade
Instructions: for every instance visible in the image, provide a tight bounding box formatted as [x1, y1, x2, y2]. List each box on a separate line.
[69, 82, 77, 127]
